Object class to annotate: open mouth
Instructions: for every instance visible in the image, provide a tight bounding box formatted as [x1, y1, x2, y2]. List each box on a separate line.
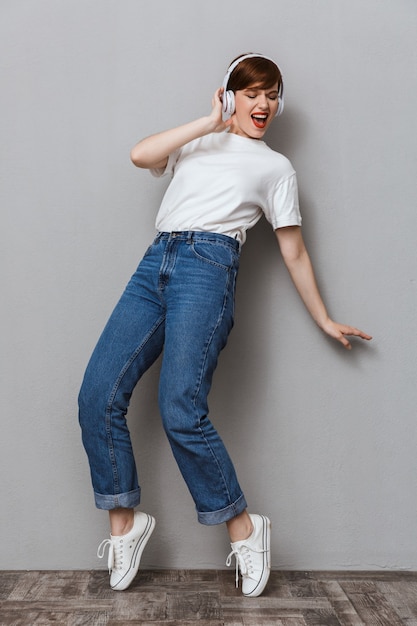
[251, 113, 268, 129]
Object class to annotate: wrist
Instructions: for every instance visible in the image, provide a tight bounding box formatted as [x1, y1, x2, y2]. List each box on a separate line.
[202, 114, 221, 134]
[314, 313, 331, 331]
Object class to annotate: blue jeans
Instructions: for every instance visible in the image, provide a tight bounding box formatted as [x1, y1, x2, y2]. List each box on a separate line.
[78, 231, 247, 525]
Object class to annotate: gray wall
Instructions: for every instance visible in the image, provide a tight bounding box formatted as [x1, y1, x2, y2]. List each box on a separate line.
[2, 0, 416, 570]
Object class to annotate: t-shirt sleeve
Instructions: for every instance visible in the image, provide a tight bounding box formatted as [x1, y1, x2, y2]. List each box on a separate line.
[264, 172, 302, 229]
[150, 148, 181, 178]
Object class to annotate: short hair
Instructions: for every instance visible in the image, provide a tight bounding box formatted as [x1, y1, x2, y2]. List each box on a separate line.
[227, 54, 282, 92]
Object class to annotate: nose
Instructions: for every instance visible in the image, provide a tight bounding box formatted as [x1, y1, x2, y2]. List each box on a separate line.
[256, 93, 269, 109]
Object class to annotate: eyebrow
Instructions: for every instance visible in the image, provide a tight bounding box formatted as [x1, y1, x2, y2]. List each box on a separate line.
[243, 87, 279, 94]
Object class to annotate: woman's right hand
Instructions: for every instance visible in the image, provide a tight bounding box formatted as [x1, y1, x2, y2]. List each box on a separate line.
[208, 88, 233, 133]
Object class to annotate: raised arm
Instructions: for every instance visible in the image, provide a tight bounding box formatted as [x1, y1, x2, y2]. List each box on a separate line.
[275, 226, 372, 349]
[130, 88, 231, 170]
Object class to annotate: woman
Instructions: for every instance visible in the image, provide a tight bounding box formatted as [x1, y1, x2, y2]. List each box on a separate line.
[79, 53, 371, 597]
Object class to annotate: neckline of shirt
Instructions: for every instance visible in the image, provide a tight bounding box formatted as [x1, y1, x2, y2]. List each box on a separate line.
[223, 130, 266, 146]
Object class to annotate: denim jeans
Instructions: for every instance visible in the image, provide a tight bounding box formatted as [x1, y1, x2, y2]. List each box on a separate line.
[78, 231, 247, 525]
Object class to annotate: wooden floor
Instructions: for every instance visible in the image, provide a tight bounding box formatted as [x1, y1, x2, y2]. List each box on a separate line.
[1, 569, 417, 625]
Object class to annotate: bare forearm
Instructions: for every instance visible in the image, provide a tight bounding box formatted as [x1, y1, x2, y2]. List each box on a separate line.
[130, 116, 214, 169]
[276, 226, 372, 349]
[130, 88, 231, 170]
[284, 248, 330, 329]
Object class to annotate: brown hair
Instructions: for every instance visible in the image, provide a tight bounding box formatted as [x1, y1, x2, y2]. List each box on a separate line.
[227, 54, 282, 92]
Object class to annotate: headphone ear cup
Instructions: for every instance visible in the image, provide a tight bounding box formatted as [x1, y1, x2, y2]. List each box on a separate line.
[275, 86, 285, 117]
[225, 90, 235, 116]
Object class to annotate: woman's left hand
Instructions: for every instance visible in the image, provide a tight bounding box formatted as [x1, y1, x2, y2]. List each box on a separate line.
[320, 319, 372, 350]
[275, 227, 372, 351]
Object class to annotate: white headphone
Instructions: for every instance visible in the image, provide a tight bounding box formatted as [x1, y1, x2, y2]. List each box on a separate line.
[221, 53, 284, 120]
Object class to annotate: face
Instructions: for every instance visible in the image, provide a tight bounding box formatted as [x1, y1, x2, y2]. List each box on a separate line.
[229, 82, 280, 140]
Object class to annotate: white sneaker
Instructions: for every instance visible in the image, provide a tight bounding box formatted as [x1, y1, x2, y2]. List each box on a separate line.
[97, 511, 155, 591]
[226, 513, 271, 597]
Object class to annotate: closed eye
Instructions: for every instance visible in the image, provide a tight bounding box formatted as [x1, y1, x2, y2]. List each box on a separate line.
[243, 89, 278, 100]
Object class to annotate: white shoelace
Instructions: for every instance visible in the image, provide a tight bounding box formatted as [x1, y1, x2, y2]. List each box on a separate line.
[226, 544, 255, 588]
[97, 538, 120, 573]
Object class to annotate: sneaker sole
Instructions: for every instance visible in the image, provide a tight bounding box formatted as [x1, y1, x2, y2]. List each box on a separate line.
[111, 514, 156, 591]
[243, 515, 271, 597]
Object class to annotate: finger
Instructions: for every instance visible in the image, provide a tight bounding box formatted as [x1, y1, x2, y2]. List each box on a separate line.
[214, 87, 223, 102]
[337, 324, 372, 341]
[338, 333, 352, 350]
[346, 328, 372, 341]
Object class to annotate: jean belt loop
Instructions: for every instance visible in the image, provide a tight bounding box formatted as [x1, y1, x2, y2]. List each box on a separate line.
[187, 231, 193, 244]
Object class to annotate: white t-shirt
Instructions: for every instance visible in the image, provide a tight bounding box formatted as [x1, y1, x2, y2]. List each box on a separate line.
[151, 131, 301, 244]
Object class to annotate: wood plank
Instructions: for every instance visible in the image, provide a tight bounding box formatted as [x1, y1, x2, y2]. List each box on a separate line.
[107, 622, 223, 626]
[110, 590, 168, 621]
[166, 591, 222, 620]
[1, 570, 417, 625]
[302, 608, 342, 625]
[374, 580, 417, 624]
[321, 580, 365, 626]
[342, 590, 406, 625]
[224, 615, 308, 625]
[0, 608, 72, 625]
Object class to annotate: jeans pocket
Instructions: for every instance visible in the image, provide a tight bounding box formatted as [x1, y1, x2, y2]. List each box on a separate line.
[190, 241, 238, 271]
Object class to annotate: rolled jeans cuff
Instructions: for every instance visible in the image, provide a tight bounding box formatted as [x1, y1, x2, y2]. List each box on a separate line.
[197, 494, 247, 525]
[94, 488, 141, 511]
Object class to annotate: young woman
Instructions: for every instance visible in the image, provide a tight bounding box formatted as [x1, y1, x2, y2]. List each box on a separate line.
[79, 53, 371, 597]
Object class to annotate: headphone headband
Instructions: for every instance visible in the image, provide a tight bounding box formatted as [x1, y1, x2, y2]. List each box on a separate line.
[221, 53, 284, 119]
[224, 53, 279, 80]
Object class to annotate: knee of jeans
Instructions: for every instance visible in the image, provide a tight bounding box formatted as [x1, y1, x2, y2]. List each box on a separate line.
[159, 392, 208, 437]
[159, 398, 191, 430]
[78, 373, 108, 430]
